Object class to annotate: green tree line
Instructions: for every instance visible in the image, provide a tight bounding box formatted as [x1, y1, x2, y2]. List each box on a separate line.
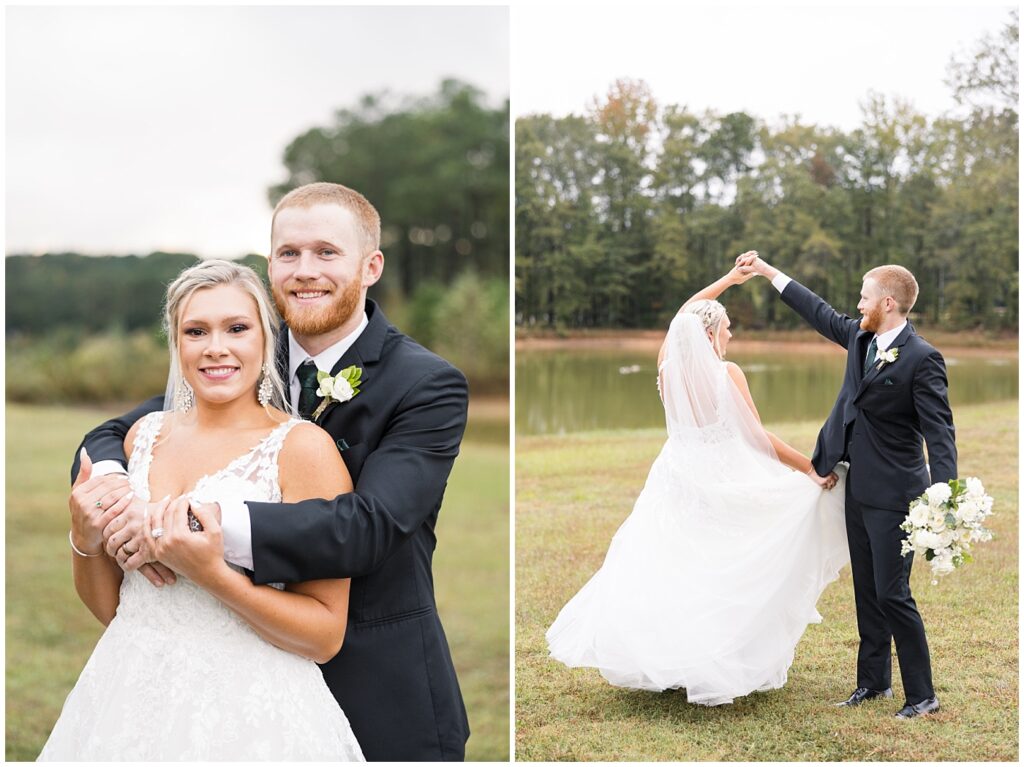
[6, 79, 509, 402]
[516, 14, 1018, 331]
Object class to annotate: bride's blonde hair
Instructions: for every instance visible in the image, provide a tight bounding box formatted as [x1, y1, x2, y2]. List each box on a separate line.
[682, 299, 728, 359]
[164, 259, 291, 414]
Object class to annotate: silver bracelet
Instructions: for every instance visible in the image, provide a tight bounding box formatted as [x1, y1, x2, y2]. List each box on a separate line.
[69, 529, 102, 557]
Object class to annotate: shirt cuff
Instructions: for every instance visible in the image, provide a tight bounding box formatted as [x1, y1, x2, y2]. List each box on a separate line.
[91, 460, 128, 477]
[771, 273, 792, 293]
[220, 499, 254, 570]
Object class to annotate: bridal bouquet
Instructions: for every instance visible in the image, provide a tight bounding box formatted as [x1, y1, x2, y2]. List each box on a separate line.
[900, 478, 995, 582]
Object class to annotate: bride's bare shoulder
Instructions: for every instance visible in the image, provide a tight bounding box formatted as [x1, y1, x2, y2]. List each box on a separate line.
[278, 422, 350, 499]
[724, 361, 751, 388]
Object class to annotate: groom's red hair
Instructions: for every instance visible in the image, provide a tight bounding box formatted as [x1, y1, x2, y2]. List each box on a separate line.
[271, 182, 381, 256]
[864, 265, 919, 315]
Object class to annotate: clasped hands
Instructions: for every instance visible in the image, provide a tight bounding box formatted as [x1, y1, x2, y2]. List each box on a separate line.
[731, 250, 774, 281]
[69, 448, 224, 587]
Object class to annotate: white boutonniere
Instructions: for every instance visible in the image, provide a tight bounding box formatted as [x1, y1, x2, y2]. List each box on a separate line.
[311, 366, 362, 420]
[876, 347, 899, 370]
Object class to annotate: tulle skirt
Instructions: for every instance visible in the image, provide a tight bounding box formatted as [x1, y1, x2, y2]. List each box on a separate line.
[546, 437, 849, 705]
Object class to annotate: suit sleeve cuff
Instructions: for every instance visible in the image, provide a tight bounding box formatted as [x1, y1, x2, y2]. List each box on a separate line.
[771, 273, 792, 293]
[91, 460, 128, 477]
[220, 499, 254, 570]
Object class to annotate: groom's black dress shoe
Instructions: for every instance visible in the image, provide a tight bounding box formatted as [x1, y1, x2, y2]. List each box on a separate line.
[836, 687, 893, 707]
[895, 696, 940, 719]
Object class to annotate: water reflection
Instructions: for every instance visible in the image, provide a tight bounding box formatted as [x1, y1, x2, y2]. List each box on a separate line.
[516, 348, 1018, 436]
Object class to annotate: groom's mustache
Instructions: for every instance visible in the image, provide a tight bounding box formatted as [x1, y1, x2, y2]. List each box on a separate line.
[282, 281, 334, 294]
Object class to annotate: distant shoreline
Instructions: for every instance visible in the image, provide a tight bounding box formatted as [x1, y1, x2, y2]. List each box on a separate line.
[516, 328, 1018, 357]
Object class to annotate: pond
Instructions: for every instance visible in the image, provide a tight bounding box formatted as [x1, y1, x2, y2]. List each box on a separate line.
[516, 345, 1018, 436]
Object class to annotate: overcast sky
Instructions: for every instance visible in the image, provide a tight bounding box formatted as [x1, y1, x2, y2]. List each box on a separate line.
[512, 4, 1015, 128]
[6, 5, 509, 258]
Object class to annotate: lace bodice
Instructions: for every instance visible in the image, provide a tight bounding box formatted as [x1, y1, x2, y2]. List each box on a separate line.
[128, 410, 302, 506]
[121, 411, 304, 619]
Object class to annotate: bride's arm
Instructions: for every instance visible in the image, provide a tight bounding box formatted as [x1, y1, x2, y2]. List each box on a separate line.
[150, 424, 352, 663]
[678, 251, 758, 310]
[725, 362, 815, 474]
[659, 252, 758, 366]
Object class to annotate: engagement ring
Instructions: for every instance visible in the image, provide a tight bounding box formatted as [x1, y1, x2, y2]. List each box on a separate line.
[95, 501, 103, 508]
[152, 527, 165, 539]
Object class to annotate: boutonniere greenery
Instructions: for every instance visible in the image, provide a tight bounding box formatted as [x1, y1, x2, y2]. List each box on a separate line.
[312, 366, 362, 420]
[876, 347, 899, 370]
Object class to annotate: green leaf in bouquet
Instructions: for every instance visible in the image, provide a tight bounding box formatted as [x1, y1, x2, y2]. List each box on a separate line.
[925, 549, 935, 561]
[944, 512, 957, 528]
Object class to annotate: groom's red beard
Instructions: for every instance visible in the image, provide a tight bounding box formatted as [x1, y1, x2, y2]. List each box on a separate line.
[859, 304, 885, 333]
[273, 278, 363, 336]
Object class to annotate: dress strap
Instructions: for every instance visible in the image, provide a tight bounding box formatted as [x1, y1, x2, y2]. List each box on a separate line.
[231, 418, 307, 484]
[127, 411, 165, 501]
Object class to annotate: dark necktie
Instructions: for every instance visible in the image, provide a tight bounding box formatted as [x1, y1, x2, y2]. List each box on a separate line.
[296, 360, 321, 420]
[864, 337, 878, 375]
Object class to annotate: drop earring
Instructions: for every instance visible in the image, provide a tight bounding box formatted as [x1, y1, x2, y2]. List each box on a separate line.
[258, 363, 273, 407]
[175, 377, 194, 413]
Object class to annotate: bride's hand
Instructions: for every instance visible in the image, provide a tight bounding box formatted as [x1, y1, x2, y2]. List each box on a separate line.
[729, 251, 759, 284]
[147, 495, 227, 584]
[807, 468, 838, 491]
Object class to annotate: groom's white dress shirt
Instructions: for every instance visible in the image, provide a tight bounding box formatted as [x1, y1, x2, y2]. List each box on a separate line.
[92, 312, 370, 570]
[770, 272, 907, 352]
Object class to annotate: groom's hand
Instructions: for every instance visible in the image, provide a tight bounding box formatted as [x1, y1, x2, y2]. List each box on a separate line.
[735, 251, 779, 280]
[102, 494, 177, 587]
[728, 251, 760, 284]
[188, 501, 222, 527]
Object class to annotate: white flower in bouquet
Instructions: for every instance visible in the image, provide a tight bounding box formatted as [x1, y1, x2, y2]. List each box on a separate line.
[925, 482, 953, 506]
[927, 507, 949, 532]
[901, 477, 995, 582]
[965, 476, 985, 498]
[913, 530, 943, 551]
[931, 550, 956, 576]
[908, 503, 930, 527]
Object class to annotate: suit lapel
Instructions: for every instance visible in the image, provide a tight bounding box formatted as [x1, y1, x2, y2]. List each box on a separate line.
[854, 322, 914, 401]
[315, 299, 390, 426]
[854, 330, 871, 378]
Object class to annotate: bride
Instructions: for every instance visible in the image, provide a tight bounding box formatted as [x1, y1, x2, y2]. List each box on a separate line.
[41, 260, 364, 760]
[546, 255, 850, 706]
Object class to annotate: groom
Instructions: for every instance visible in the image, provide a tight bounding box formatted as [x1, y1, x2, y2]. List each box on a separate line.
[69, 182, 471, 760]
[739, 253, 956, 720]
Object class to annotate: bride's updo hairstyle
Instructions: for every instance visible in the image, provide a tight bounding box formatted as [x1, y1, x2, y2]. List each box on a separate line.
[682, 299, 728, 359]
[163, 259, 291, 414]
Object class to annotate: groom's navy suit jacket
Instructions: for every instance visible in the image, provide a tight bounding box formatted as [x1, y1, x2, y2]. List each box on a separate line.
[72, 299, 471, 761]
[780, 280, 957, 511]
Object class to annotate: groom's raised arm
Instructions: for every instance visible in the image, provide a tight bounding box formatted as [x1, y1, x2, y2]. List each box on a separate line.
[742, 255, 858, 349]
[71, 395, 166, 482]
[778, 279, 860, 350]
[245, 363, 468, 585]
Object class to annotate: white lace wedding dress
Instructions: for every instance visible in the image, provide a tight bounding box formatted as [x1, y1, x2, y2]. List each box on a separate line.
[546, 313, 850, 705]
[39, 411, 365, 761]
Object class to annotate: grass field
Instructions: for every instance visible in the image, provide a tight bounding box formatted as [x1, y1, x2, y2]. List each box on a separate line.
[516, 400, 1018, 761]
[5, 403, 510, 761]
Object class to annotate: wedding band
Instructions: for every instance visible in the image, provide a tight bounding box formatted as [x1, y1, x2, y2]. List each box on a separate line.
[152, 527, 165, 539]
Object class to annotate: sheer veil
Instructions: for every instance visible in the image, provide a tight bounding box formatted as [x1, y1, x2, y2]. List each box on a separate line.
[659, 312, 777, 463]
